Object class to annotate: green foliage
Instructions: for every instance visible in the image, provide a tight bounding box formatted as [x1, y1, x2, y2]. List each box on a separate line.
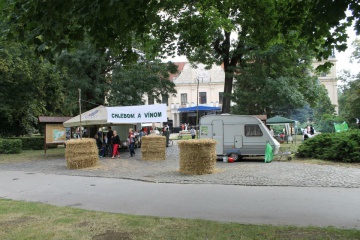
[0, 139, 22, 154]
[0, 41, 67, 136]
[316, 114, 345, 133]
[230, 43, 319, 115]
[338, 72, 360, 126]
[10, 137, 44, 150]
[108, 61, 178, 106]
[55, 39, 109, 114]
[311, 85, 336, 122]
[4, 0, 358, 115]
[297, 130, 360, 163]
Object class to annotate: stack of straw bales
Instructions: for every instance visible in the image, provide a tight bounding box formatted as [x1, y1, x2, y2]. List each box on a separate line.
[141, 135, 166, 160]
[178, 139, 217, 175]
[65, 138, 98, 169]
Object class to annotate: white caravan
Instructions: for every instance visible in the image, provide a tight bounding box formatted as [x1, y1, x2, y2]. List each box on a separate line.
[199, 114, 280, 161]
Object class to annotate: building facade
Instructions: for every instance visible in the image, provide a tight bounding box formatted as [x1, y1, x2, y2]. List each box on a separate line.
[167, 63, 225, 128]
[312, 56, 338, 114]
[144, 58, 338, 129]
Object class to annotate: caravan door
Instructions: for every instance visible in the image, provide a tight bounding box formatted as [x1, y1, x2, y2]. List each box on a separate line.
[212, 119, 224, 154]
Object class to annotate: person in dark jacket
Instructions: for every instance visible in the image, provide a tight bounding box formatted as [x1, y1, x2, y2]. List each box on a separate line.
[95, 135, 105, 157]
[128, 128, 136, 157]
[111, 130, 120, 159]
[106, 126, 114, 157]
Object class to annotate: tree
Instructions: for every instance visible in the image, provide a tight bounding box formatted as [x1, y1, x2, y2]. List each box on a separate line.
[158, 0, 358, 113]
[230, 43, 320, 116]
[108, 61, 178, 106]
[350, 38, 360, 69]
[338, 74, 360, 125]
[55, 40, 109, 114]
[4, 0, 360, 113]
[4, 0, 165, 61]
[312, 85, 336, 123]
[0, 42, 66, 136]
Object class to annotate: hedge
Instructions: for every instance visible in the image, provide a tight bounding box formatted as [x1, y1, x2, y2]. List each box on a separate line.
[2, 137, 58, 152]
[296, 129, 360, 163]
[0, 139, 22, 154]
[10, 137, 44, 150]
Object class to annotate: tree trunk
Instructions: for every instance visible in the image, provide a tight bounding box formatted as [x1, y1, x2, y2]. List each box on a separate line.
[222, 73, 234, 114]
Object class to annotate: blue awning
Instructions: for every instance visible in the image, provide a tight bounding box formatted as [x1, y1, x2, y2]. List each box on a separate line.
[178, 106, 221, 112]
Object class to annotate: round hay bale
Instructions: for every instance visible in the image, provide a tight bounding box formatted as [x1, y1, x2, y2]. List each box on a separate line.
[178, 139, 217, 175]
[65, 138, 98, 169]
[141, 135, 166, 160]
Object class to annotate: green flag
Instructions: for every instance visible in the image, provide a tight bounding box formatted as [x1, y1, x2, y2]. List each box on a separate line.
[334, 122, 349, 132]
[265, 143, 273, 163]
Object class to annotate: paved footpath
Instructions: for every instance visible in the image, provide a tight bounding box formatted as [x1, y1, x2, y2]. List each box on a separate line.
[0, 170, 359, 229]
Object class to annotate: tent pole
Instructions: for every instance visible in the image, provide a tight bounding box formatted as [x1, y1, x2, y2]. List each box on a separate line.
[79, 88, 82, 139]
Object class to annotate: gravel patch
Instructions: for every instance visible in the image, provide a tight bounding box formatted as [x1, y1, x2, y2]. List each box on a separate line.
[1, 141, 359, 188]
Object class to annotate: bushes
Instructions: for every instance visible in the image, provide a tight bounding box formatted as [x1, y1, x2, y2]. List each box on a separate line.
[297, 129, 360, 162]
[0, 137, 58, 154]
[11, 137, 44, 150]
[0, 139, 22, 154]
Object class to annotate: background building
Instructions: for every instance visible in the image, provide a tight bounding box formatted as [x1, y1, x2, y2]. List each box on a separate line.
[143, 58, 338, 131]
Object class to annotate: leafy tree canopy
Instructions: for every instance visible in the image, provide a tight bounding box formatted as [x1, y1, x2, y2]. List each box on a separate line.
[108, 61, 178, 106]
[230, 43, 322, 116]
[3, 0, 359, 114]
[0, 41, 66, 136]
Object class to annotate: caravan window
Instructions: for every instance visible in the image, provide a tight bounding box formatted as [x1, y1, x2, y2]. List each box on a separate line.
[245, 124, 263, 137]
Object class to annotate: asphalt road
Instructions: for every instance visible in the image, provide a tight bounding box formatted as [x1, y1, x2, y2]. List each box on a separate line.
[0, 170, 359, 229]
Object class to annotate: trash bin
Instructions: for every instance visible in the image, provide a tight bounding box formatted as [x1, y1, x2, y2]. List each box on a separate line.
[222, 155, 228, 163]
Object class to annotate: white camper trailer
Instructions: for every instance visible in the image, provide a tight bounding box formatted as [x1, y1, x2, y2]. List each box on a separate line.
[199, 114, 280, 160]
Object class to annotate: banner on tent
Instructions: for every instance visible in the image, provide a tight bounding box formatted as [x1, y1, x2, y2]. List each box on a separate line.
[107, 104, 167, 123]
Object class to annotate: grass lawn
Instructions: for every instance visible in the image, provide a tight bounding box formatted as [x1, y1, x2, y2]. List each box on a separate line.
[0, 146, 66, 163]
[0, 199, 358, 240]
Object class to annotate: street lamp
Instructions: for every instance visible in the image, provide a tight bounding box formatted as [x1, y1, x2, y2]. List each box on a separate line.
[196, 78, 199, 131]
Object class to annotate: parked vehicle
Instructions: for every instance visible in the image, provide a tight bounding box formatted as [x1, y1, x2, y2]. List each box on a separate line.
[199, 114, 280, 161]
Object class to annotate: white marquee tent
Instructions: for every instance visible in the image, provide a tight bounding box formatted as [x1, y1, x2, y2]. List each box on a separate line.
[63, 104, 167, 128]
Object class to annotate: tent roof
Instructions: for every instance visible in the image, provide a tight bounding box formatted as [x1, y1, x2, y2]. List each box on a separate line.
[63, 105, 108, 127]
[267, 115, 295, 124]
[178, 106, 221, 112]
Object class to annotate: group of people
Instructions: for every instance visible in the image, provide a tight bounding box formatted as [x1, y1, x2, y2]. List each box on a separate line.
[181, 123, 190, 131]
[94, 127, 143, 158]
[303, 124, 315, 140]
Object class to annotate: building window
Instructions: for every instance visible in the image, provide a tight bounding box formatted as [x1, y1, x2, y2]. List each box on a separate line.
[219, 92, 224, 104]
[148, 95, 154, 105]
[181, 93, 187, 105]
[320, 72, 327, 77]
[199, 92, 207, 104]
[162, 95, 168, 106]
[244, 124, 263, 137]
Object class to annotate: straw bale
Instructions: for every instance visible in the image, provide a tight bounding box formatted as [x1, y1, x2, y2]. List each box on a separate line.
[65, 138, 98, 169]
[141, 135, 166, 160]
[178, 139, 217, 175]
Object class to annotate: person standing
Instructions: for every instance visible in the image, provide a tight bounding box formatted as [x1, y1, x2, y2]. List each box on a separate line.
[106, 126, 113, 157]
[95, 135, 105, 157]
[269, 126, 274, 137]
[128, 128, 136, 157]
[190, 126, 196, 139]
[310, 125, 315, 135]
[111, 130, 120, 159]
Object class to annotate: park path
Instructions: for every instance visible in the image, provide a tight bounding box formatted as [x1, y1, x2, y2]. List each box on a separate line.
[0, 170, 359, 229]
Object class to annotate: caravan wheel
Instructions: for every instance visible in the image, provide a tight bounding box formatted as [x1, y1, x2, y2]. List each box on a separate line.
[229, 153, 240, 161]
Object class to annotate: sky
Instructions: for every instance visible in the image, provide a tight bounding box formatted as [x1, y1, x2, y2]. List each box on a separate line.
[335, 25, 359, 76]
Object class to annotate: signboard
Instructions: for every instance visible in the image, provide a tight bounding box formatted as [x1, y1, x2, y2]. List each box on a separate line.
[45, 124, 67, 144]
[107, 104, 167, 124]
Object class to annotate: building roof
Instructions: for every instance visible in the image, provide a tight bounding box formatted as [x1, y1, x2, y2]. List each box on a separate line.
[38, 116, 73, 123]
[169, 62, 187, 81]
